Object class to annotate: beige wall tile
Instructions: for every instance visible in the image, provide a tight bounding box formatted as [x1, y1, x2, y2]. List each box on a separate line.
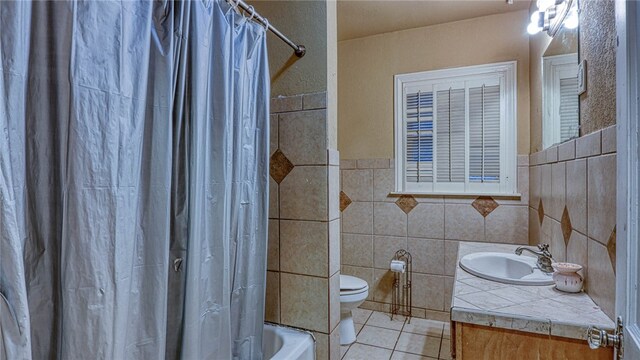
[328, 166, 340, 221]
[529, 207, 541, 246]
[357, 159, 390, 169]
[374, 202, 407, 236]
[444, 204, 485, 241]
[341, 169, 373, 202]
[566, 159, 587, 235]
[329, 272, 341, 332]
[549, 162, 566, 221]
[541, 217, 566, 262]
[271, 95, 303, 113]
[342, 233, 373, 268]
[373, 168, 395, 202]
[518, 154, 530, 166]
[329, 327, 341, 360]
[313, 332, 329, 360]
[268, 219, 279, 271]
[329, 219, 341, 276]
[341, 201, 373, 234]
[280, 273, 329, 332]
[540, 164, 552, 218]
[280, 166, 327, 221]
[576, 130, 602, 158]
[265, 271, 280, 323]
[412, 273, 445, 311]
[587, 154, 617, 245]
[374, 235, 408, 269]
[340, 159, 357, 170]
[341, 265, 374, 301]
[444, 240, 459, 276]
[407, 203, 445, 239]
[529, 165, 541, 209]
[558, 139, 576, 161]
[280, 220, 328, 277]
[546, 146, 558, 163]
[303, 92, 327, 110]
[372, 268, 395, 304]
[270, 114, 278, 156]
[485, 205, 528, 244]
[269, 177, 278, 218]
[601, 125, 616, 154]
[587, 239, 615, 320]
[407, 238, 444, 275]
[444, 276, 454, 311]
[279, 109, 327, 165]
[518, 166, 530, 205]
[567, 231, 588, 276]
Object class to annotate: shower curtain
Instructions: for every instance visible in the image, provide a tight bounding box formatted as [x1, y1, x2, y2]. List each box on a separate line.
[0, 1, 269, 359]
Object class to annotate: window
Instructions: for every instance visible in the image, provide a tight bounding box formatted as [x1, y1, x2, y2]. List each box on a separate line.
[542, 53, 579, 148]
[394, 62, 517, 195]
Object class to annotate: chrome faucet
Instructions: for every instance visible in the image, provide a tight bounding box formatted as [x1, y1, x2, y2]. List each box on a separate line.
[515, 244, 554, 273]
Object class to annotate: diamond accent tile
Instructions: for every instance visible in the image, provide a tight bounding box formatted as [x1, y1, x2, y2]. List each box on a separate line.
[395, 195, 418, 214]
[471, 196, 499, 218]
[340, 191, 352, 212]
[270, 149, 294, 184]
[538, 199, 545, 225]
[561, 206, 572, 246]
[607, 226, 616, 274]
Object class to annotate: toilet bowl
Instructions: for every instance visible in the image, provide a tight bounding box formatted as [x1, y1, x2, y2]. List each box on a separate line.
[339, 275, 369, 345]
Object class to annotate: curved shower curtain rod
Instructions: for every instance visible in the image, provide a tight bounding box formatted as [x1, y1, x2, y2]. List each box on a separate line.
[228, 0, 306, 58]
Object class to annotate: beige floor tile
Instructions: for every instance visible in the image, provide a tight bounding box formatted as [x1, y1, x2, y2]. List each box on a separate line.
[394, 333, 440, 358]
[439, 339, 452, 360]
[341, 345, 351, 359]
[402, 318, 444, 337]
[357, 325, 401, 349]
[353, 308, 373, 324]
[391, 351, 434, 360]
[355, 323, 364, 335]
[366, 311, 406, 331]
[344, 343, 393, 360]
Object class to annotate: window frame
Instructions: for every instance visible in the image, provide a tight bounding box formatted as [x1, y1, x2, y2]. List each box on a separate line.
[542, 53, 579, 149]
[394, 61, 518, 196]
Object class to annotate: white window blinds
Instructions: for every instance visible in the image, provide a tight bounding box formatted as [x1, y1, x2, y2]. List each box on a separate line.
[559, 76, 579, 141]
[395, 62, 517, 195]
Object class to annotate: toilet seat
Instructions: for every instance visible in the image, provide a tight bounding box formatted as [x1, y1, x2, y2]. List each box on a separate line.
[340, 275, 369, 296]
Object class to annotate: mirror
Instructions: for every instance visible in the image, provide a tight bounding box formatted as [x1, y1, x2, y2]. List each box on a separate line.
[541, 22, 579, 148]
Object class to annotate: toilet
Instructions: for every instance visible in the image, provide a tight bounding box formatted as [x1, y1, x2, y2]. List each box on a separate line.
[339, 275, 369, 345]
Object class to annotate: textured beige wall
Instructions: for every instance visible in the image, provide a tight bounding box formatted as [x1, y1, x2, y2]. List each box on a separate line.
[337, 10, 531, 160]
[578, 0, 616, 135]
[253, 1, 327, 97]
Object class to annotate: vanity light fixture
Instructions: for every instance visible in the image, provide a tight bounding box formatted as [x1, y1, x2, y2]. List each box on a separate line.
[527, 0, 577, 36]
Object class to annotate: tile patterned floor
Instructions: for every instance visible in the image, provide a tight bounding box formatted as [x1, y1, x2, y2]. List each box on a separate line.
[341, 309, 452, 360]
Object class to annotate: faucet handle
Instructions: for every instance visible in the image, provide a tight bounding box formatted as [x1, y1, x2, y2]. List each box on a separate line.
[537, 244, 550, 252]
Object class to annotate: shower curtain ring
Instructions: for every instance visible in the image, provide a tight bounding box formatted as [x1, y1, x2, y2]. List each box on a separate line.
[247, 5, 256, 20]
[262, 17, 269, 31]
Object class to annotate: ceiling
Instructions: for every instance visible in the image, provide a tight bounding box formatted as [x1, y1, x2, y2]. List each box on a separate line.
[337, 0, 531, 41]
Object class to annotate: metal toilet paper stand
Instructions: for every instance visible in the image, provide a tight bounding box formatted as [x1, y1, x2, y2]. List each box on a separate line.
[391, 249, 412, 322]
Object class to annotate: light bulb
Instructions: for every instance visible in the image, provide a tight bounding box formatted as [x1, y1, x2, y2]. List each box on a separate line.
[527, 22, 541, 35]
[537, 0, 555, 11]
[530, 11, 541, 24]
[564, 10, 579, 29]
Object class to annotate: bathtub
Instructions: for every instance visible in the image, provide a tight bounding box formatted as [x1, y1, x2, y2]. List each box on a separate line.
[263, 323, 315, 360]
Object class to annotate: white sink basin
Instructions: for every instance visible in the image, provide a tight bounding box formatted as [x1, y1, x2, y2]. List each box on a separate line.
[459, 252, 554, 286]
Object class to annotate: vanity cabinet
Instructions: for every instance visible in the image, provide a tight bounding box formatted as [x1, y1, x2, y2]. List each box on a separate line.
[452, 322, 612, 360]
[451, 242, 616, 360]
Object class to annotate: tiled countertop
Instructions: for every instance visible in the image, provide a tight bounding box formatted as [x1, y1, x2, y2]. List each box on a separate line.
[451, 242, 615, 340]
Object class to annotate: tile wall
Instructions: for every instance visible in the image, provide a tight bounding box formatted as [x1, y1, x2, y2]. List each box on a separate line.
[529, 125, 617, 320]
[339, 156, 530, 320]
[266, 92, 342, 359]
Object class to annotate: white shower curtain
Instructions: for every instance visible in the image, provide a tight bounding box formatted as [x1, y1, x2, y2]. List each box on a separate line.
[0, 1, 270, 359]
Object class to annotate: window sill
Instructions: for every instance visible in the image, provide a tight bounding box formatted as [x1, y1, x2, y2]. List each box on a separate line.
[389, 191, 522, 200]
